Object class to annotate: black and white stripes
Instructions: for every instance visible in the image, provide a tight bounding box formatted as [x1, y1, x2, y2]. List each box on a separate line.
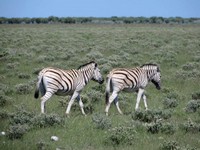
[105, 64, 161, 115]
[34, 61, 104, 115]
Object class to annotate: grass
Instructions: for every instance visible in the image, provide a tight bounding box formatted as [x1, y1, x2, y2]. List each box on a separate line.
[0, 24, 200, 150]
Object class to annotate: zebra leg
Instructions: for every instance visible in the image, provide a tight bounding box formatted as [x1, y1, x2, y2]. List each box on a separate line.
[66, 91, 79, 115]
[105, 91, 118, 116]
[135, 88, 144, 111]
[114, 96, 123, 115]
[41, 91, 54, 113]
[142, 94, 148, 110]
[76, 95, 86, 116]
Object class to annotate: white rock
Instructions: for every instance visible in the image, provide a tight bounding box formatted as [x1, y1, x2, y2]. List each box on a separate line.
[51, 136, 59, 141]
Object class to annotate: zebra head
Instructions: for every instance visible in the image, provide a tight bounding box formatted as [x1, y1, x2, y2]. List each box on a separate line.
[92, 63, 104, 84]
[151, 71, 161, 90]
[78, 61, 104, 84]
[141, 64, 161, 90]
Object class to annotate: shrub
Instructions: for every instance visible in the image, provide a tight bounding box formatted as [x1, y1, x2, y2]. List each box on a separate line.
[7, 124, 30, 140]
[159, 109, 172, 120]
[132, 109, 172, 123]
[160, 122, 176, 135]
[31, 113, 64, 128]
[185, 100, 200, 113]
[0, 110, 9, 119]
[15, 83, 33, 94]
[83, 100, 94, 114]
[86, 50, 103, 60]
[160, 140, 198, 150]
[132, 110, 155, 123]
[36, 55, 55, 63]
[182, 62, 197, 71]
[18, 73, 31, 79]
[6, 62, 19, 69]
[191, 91, 200, 100]
[85, 89, 103, 103]
[106, 126, 137, 146]
[146, 121, 162, 134]
[163, 98, 178, 109]
[181, 119, 200, 133]
[165, 91, 179, 99]
[0, 83, 13, 95]
[8, 107, 64, 139]
[9, 109, 35, 125]
[0, 94, 11, 106]
[92, 113, 111, 130]
[159, 140, 180, 150]
[101, 63, 112, 74]
[36, 140, 49, 150]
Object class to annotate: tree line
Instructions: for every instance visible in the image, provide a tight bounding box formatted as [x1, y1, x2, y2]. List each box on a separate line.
[0, 16, 199, 24]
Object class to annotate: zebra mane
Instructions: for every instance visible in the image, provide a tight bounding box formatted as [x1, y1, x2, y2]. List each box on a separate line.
[140, 63, 160, 72]
[77, 61, 97, 69]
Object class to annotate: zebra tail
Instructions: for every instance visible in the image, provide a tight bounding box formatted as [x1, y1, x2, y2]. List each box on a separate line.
[106, 77, 111, 105]
[34, 74, 43, 99]
[34, 88, 39, 99]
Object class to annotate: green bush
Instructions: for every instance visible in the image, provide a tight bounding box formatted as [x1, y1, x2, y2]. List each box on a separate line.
[163, 98, 178, 109]
[7, 124, 30, 140]
[92, 113, 111, 130]
[191, 91, 200, 100]
[106, 126, 137, 146]
[8, 108, 65, 139]
[0, 94, 11, 106]
[132, 110, 155, 123]
[85, 89, 103, 103]
[9, 109, 35, 125]
[15, 83, 33, 94]
[159, 140, 180, 150]
[160, 140, 197, 150]
[132, 109, 172, 123]
[181, 119, 200, 133]
[146, 121, 162, 134]
[185, 100, 200, 113]
[6, 62, 19, 69]
[160, 122, 176, 135]
[18, 73, 31, 79]
[0, 83, 13, 95]
[0, 110, 9, 119]
[31, 113, 64, 128]
[36, 140, 49, 150]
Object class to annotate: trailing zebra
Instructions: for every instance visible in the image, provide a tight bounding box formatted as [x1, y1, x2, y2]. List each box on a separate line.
[34, 61, 104, 115]
[105, 64, 161, 116]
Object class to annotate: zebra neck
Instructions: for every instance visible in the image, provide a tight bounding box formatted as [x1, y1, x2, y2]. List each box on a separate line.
[146, 70, 156, 80]
[80, 69, 93, 85]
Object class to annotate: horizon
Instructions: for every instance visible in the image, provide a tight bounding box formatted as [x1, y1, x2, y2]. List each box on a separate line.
[0, 0, 200, 18]
[1, 16, 199, 19]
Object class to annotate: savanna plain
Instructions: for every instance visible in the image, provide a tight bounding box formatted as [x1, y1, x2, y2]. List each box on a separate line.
[0, 24, 200, 150]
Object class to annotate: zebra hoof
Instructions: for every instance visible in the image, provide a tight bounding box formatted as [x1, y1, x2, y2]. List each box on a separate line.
[65, 113, 70, 118]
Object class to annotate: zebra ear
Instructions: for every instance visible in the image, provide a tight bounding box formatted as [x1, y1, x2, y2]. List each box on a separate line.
[157, 67, 160, 72]
[94, 63, 97, 68]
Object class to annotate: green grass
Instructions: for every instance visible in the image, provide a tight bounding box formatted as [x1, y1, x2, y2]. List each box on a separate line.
[0, 24, 200, 150]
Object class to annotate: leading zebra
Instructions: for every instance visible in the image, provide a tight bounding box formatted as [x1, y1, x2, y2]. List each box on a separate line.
[105, 64, 161, 116]
[34, 61, 104, 116]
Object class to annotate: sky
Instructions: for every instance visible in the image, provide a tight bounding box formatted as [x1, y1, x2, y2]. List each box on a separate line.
[0, 0, 200, 18]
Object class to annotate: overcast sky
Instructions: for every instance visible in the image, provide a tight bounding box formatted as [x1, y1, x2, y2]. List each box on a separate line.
[0, 0, 200, 18]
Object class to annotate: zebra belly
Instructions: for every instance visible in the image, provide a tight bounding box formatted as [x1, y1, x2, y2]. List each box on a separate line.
[55, 89, 74, 96]
[123, 87, 138, 93]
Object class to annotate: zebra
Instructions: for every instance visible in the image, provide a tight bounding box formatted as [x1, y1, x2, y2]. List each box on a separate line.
[34, 61, 104, 116]
[105, 63, 161, 116]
